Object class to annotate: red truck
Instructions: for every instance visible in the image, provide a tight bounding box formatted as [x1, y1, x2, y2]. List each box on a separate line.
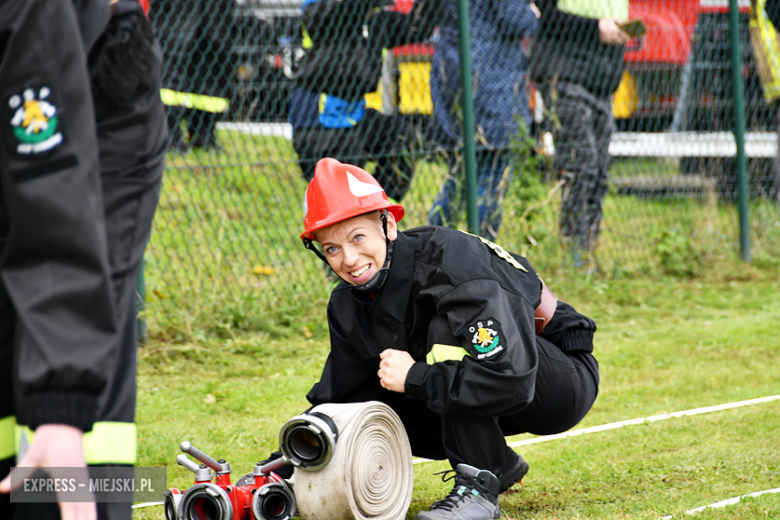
[617, 0, 772, 132]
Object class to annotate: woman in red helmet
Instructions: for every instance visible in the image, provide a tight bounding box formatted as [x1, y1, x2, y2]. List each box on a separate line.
[301, 158, 599, 520]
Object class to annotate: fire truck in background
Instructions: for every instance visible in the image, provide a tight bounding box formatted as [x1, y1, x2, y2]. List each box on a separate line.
[612, 0, 776, 198]
[615, 0, 772, 132]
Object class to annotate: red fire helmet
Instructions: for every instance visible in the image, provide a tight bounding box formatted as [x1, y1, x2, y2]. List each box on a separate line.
[300, 158, 405, 240]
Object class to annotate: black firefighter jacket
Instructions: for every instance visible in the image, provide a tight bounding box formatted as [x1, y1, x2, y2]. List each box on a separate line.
[0, 0, 166, 435]
[529, 0, 626, 98]
[0, 0, 117, 432]
[307, 226, 597, 418]
[295, 0, 440, 101]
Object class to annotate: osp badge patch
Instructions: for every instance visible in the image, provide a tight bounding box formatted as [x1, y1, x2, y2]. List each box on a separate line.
[468, 318, 504, 360]
[4, 86, 64, 156]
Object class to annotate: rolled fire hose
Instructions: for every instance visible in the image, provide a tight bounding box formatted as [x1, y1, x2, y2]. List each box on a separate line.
[291, 401, 413, 520]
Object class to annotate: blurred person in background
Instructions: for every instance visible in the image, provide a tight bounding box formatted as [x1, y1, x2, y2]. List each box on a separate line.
[529, 0, 628, 265]
[427, 0, 540, 239]
[752, 0, 780, 206]
[290, 0, 439, 202]
[150, 0, 235, 152]
[0, 1, 168, 519]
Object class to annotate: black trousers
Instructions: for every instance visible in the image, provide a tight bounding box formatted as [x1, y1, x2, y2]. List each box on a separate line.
[379, 338, 599, 482]
[543, 82, 614, 254]
[293, 109, 421, 201]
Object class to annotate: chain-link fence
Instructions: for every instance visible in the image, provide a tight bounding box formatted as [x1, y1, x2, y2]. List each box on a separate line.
[143, 0, 780, 337]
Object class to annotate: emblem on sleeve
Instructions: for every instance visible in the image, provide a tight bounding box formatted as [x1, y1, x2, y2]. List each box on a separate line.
[468, 318, 505, 359]
[5, 86, 64, 155]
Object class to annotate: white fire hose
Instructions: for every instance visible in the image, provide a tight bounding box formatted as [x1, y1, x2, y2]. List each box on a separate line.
[289, 401, 413, 520]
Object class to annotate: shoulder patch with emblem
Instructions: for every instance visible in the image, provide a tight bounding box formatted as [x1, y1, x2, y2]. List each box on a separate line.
[467, 318, 505, 360]
[4, 86, 64, 156]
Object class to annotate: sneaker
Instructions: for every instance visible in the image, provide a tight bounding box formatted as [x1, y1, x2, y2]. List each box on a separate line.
[499, 454, 529, 494]
[413, 464, 500, 520]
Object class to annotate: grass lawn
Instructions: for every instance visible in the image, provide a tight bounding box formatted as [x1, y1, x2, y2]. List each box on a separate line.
[133, 267, 780, 520]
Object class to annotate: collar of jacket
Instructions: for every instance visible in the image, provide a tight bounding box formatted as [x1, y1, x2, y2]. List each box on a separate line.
[351, 231, 415, 324]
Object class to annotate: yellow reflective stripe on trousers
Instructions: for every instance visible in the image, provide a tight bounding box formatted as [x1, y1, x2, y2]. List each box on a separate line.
[15, 422, 137, 465]
[0, 416, 15, 460]
[426, 344, 471, 364]
[160, 89, 229, 113]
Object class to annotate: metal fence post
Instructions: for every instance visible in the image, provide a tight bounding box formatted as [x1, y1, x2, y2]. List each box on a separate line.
[456, 0, 478, 235]
[381, 50, 395, 115]
[728, 0, 751, 261]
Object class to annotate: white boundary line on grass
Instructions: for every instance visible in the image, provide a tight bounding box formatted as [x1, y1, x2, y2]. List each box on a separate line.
[133, 395, 780, 510]
[413, 394, 780, 464]
[659, 487, 780, 518]
[132, 501, 164, 509]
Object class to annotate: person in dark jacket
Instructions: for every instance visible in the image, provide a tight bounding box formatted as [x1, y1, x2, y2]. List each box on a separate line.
[529, 0, 628, 262]
[290, 0, 438, 201]
[299, 158, 599, 520]
[428, 0, 539, 239]
[149, 0, 235, 152]
[0, 1, 167, 519]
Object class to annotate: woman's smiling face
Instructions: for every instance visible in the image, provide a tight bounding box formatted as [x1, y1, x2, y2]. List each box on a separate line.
[314, 211, 398, 286]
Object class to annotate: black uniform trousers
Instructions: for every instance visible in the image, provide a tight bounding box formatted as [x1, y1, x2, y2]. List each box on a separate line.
[0, 2, 167, 519]
[543, 82, 614, 255]
[378, 337, 599, 482]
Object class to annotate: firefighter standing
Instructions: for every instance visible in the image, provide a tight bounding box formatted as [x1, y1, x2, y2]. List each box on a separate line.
[149, 0, 235, 152]
[529, 0, 628, 263]
[0, 1, 168, 519]
[290, 0, 438, 201]
[300, 158, 599, 520]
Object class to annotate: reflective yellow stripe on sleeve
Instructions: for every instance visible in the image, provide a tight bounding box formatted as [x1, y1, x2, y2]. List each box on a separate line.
[426, 344, 471, 364]
[160, 89, 229, 113]
[15, 422, 137, 465]
[0, 416, 15, 460]
[84, 422, 137, 465]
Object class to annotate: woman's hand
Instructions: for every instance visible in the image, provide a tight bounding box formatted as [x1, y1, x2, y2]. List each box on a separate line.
[378, 349, 416, 393]
[0, 424, 96, 520]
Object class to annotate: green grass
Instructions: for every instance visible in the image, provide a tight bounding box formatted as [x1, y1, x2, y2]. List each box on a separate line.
[133, 131, 780, 519]
[133, 271, 780, 520]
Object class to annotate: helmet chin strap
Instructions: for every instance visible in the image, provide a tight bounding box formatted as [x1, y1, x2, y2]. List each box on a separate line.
[302, 210, 394, 293]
